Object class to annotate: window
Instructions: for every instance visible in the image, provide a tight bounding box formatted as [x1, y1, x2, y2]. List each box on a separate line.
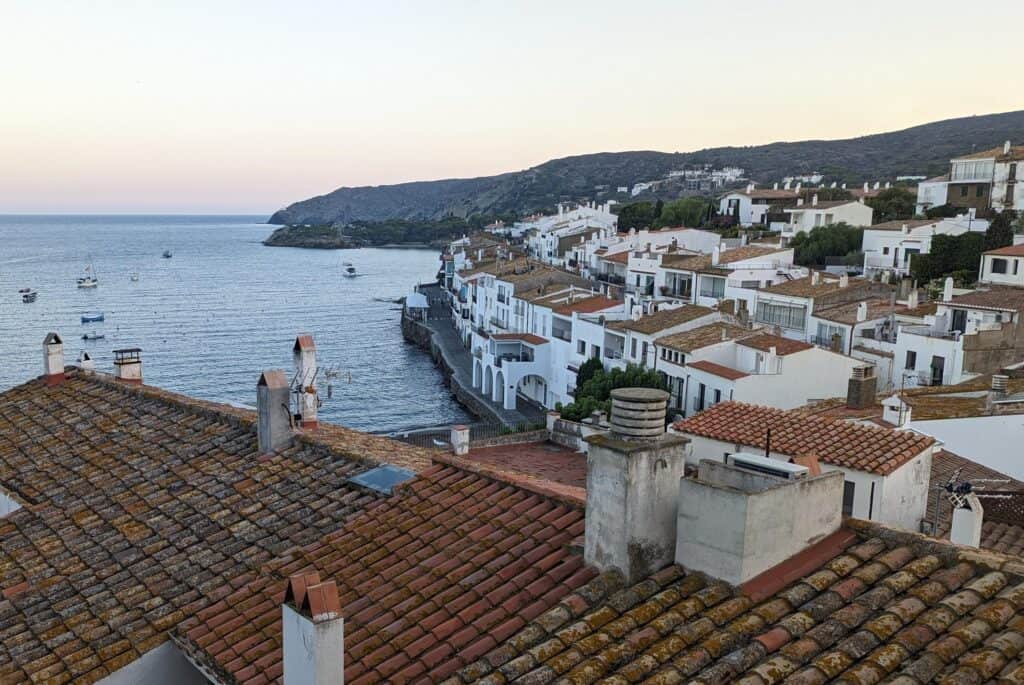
[699, 276, 726, 299]
[577, 340, 585, 355]
[976, 186, 986, 198]
[756, 301, 807, 330]
[591, 345, 601, 359]
[713, 389, 721, 404]
[631, 339, 637, 358]
[641, 342, 648, 365]
[842, 481, 856, 517]
[740, 280, 759, 288]
[960, 186, 969, 198]
[992, 258, 1009, 274]
[882, 247, 890, 255]
[905, 350, 917, 370]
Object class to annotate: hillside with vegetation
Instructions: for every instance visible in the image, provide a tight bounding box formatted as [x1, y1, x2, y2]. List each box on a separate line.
[269, 110, 1024, 227]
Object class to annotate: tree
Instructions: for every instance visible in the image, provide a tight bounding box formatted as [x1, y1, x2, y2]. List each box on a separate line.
[984, 210, 1015, 251]
[576, 357, 604, 387]
[866, 187, 916, 223]
[909, 232, 984, 284]
[925, 203, 959, 219]
[559, 363, 667, 422]
[616, 202, 658, 231]
[655, 197, 710, 228]
[789, 222, 864, 267]
[1014, 212, 1024, 235]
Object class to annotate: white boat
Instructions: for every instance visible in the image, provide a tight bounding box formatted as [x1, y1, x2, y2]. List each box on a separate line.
[342, 262, 357, 278]
[81, 311, 105, 323]
[22, 290, 37, 303]
[77, 261, 98, 288]
[130, 272, 140, 282]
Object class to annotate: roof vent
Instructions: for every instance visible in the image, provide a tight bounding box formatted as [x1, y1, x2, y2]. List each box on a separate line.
[609, 387, 669, 441]
[347, 465, 416, 495]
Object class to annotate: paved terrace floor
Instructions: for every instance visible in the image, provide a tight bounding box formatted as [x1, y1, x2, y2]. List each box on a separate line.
[417, 283, 547, 426]
[463, 440, 587, 489]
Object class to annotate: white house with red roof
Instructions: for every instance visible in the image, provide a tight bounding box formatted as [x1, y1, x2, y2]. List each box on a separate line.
[673, 401, 938, 530]
[718, 183, 799, 226]
[861, 214, 988, 279]
[781, 195, 873, 242]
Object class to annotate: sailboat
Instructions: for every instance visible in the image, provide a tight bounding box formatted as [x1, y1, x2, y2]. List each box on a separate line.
[77, 261, 98, 288]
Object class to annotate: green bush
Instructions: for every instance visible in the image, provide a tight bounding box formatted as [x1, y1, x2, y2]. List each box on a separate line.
[576, 357, 604, 386]
[790, 222, 864, 267]
[560, 363, 667, 422]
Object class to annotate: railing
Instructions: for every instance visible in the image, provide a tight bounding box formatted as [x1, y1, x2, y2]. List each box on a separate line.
[604, 349, 624, 360]
[626, 283, 655, 296]
[901, 325, 961, 341]
[496, 353, 534, 366]
[469, 421, 546, 442]
[858, 328, 897, 344]
[812, 335, 844, 349]
[596, 272, 625, 285]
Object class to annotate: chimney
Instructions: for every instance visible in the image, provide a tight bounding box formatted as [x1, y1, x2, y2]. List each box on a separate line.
[988, 374, 1010, 412]
[846, 365, 877, 409]
[258, 370, 293, 454]
[901, 223, 909, 234]
[863, 182, 869, 193]
[885, 182, 891, 189]
[293, 335, 318, 429]
[675, 459, 844, 585]
[841, 183, 847, 190]
[795, 182, 802, 194]
[112, 348, 143, 384]
[282, 573, 344, 685]
[810, 271, 821, 286]
[882, 395, 912, 427]
[43, 333, 64, 385]
[796, 197, 804, 206]
[746, 182, 755, 193]
[77, 351, 95, 373]
[950, 493, 984, 548]
[1005, 140, 1012, 155]
[784, 181, 791, 190]
[773, 182, 779, 190]
[450, 425, 470, 456]
[711, 245, 721, 266]
[942, 277, 954, 302]
[811, 193, 818, 206]
[907, 288, 919, 309]
[873, 181, 880, 190]
[839, 274, 850, 288]
[584, 388, 687, 584]
[856, 301, 868, 322]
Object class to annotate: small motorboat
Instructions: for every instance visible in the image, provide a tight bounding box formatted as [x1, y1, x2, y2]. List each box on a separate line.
[81, 311, 105, 323]
[22, 291, 37, 303]
[162, 250, 173, 259]
[342, 262, 357, 278]
[82, 332, 105, 341]
[17, 287, 31, 294]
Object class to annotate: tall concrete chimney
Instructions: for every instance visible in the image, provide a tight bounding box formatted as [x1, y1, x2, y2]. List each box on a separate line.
[293, 335, 318, 428]
[950, 493, 984, 548]
[584, 388, 687, 584]
[112, 348, 143, 384]
[856, 301, 868, 322]
[450, 425, 470, 456]
[282, 572, 344, 685]
[43, 333, 64, 385]
[942, 277, 954, 302]
[258, 370, 293, 454]
[847, 365, 877, 409]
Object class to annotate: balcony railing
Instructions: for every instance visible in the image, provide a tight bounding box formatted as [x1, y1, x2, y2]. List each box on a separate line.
[604, 349, 624, 360]
[901, 325, 961, 341]
[596, 272, 625, 285]
[626, 283, 655, 296]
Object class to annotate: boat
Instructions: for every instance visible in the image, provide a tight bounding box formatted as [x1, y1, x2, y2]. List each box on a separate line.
[342, 262, 357, 278]
[162, 250, 173, 259]
[77, 261, 98, 288]
[130, 272, 140, 282]
[81, 332, 105, 341]
[17, 287, 31, 294]
[81, 311, 105, 323]
[21, 291, 37, 303]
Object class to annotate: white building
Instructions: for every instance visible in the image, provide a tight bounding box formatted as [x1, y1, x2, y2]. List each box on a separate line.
[520, 202, 618, 265]
[781, 195, 873, 242]
[718, 184, 799, 226]
[926, 142, 1024, 214]
[673, 401, 938, 530]
[861, 215, 988, 279]
[915, 174, 950, 214]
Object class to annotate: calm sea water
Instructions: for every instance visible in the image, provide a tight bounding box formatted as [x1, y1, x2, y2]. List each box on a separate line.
[0, 215, 469, 433]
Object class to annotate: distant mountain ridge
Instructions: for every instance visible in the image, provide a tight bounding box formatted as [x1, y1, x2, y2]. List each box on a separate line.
[269, 110, 1024, 225]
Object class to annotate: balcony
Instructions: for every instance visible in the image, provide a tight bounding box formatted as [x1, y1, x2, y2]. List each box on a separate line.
[901, 325, 960, 341]
[596, 272, 625, 285]
[552, 329, 572, 342]
[604, 348, 624, 360]
[489, 317, 507, 330]
[626, 283, 655, 297]
[497, 293, 508, 304]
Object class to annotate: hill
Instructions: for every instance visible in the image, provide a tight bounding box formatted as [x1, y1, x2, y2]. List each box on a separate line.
[269, 110, 1024, 226]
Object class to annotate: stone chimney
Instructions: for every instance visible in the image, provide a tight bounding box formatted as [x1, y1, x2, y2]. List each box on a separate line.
[43, 333, 64, 385]
[675, 459, 844, 585]
[113, 348, 143, 384]
[258, 370, 293, 454]
[450, 425, 470, 456]
[584, 388, 687, 584]
[942, 277, 954, 302]
[282, 572, 344, 685]
[950, 493, 984, 548]
[847, 365, 877, 409]
[293, 335, 318, 428]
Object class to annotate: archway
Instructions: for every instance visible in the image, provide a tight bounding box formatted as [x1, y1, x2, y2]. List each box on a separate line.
[473, 359, 482, 389]
[515, 374, 548, 411]
[482, 365, 493, 398]
[493, 369, 505, 404]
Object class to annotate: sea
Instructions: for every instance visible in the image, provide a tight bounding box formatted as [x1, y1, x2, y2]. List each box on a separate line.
[0, 215, 471, 433]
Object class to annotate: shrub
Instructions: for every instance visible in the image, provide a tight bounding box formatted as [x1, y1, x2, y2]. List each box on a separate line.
[559, 363, 667, 422]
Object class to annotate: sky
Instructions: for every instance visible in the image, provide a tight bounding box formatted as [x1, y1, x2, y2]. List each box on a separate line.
[1, 0, 1022, 215]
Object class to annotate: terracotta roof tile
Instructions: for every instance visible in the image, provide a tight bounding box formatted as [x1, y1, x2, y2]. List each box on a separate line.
[490, 333, 549, 345]
[607, 305, 715, 335]
[947, 287, 1024, 313]
[673, 402, 934, 475]
[736, 333, 813, 356]
[687, 360, 749, 381]
[656, 323, 752, 353]
[985, 244, 1024, 257]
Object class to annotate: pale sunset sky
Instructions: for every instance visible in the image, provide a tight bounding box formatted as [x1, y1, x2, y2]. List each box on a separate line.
[1, 0, 1021, 215]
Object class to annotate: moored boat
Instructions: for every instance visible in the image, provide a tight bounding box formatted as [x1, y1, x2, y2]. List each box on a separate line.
[162, 250, 172, 259]
[81, 311, 105, 323]
[22, 291, 37, 303]
[81, 332, 105, 341]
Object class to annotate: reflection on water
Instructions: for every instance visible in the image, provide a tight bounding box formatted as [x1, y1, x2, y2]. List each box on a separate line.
[0, 215, 470, 433]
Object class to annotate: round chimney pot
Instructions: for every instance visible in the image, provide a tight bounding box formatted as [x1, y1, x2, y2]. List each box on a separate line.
[609, 387, 669, 441]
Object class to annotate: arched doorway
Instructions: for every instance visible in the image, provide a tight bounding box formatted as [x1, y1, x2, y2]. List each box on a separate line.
[493, 369, 505, 404]
[473, 359, 483, 388]
[515, 374, 548, 410]
[482, 366, 493, 398]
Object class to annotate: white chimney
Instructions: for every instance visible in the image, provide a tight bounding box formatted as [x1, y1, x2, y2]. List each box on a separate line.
[863, 182, 870, 193]
[885, 182, 891, 189]
[773, 182, 779, 190]
[77, 351, 95, 373]
[676, 459, 844, 585]
[258, 370, 293, 455]
[451, 425, 470, 456]
[942, 277, 954, 302]
[901, 223, 909, 234]
[907, 288, 919, 310]
[584, 388, 687, 584]
[784, 181, 791, 190]
[856, 301, 868, 322]
[882, 395, 912, 427]
[950, 494, 984, 548]
[841, 183, 847, 190]
[811, 271, 821, 286]
[811, 194, 818, 207]
[293, 335, 318, 428]
[830, 182, 837, 189]
[43, 332, 64, 385]
[796, 198, 804, 206]
[795, 182, 802, 194]
[1005, 140, 1012, 155]
[873, 181, 880, 190]
[283, 573, 344, 685]
[839, 274, 850, 288]
[711, 245, 721, 266]
[746, 182, 755, 194]
[113, 348, 143, 384]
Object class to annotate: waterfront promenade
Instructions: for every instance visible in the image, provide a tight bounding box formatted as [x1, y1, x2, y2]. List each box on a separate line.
[415, 284, 546, 427]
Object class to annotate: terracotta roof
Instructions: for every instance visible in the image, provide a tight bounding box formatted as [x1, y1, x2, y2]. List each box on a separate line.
[985, 244, 1024, 257]
[687, 359, 749, 380]
[813, 298, 905, 325]
[490, 332, 549, 345]
[954, 145, 1024, 162]
[674, 401, 935, 475]
[599, 250, 630, 264]
[0, 370, 442, 684]
[550, 295, 621, 315]
[177, 455, 594, 684]
[656, 323, 752, 353]
[866, 219, 941, 232]
[723, 188, 799, 200]
[947, 287, 1024, 313]
[453, 518, 1024, 685]
[736, 333, 814, 356]
[760, 273, 863, 299]
[606, 305, 715, 335]
[786, 200, 858, 212]
[718, 245, 788, 264]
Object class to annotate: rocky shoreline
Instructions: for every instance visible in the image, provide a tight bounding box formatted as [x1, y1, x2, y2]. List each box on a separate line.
[262, 225, 354, 249]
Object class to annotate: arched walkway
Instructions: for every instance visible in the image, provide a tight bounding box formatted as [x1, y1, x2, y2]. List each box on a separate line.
[473, 359, 482, 389]
[515, 374, 547, 410]
[493, 370, 506, 404]
[482, 366, 493, 399]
